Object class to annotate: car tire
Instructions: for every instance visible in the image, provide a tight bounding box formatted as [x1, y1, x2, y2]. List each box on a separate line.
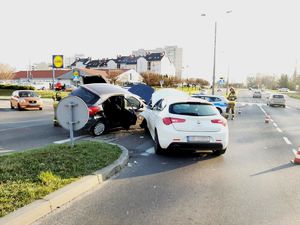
[10, 102, 14, 109]
[212, 148, 226, 156]
[39, 107, 43, 110]
[18, 104, 22, 111]
[91, 120, 107, 136]
[140, 119, 149, 133]
[154, 130, 164, 155]
[282, 105, 286, 108]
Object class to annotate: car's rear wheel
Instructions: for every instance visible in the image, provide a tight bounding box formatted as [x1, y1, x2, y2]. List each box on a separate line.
[91, 120, 107, 136]
[39, 107, 43, 110]
[212, 148, 226, 156]
[10, 102, 14, 109]
[154, 130, 164, 155]
[18, 104, 22, 111]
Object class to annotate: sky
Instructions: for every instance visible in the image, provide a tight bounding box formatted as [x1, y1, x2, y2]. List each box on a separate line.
[1, 0, 300, 83]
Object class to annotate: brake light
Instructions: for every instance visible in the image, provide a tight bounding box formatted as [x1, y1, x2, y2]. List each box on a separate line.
[88, 106, 101, 116]
[211, 118, 227, 127]
[163, 117, 186, 125]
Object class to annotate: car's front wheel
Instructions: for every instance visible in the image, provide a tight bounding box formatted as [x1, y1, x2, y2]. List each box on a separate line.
[212, 148, 226, 156]
[91, 120, 107, 136]
[154, 130, 164, 155]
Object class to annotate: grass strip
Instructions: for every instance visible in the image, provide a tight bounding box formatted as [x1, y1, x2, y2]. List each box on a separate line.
[0, 141, 121, 217]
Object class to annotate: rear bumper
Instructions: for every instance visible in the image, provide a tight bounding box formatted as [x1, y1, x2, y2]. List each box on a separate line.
[168, 142, 224, 151]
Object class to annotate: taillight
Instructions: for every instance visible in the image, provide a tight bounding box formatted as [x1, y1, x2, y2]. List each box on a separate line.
[163, 117, 186, 125]
[211, 118, 227, 127]
[88, 106, 101, 116]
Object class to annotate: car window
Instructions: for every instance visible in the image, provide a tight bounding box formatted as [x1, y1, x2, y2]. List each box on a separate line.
[70, 86, 99, 106]
[152, 99, 164, 111]
[273, 95, 284, 99]
[19, 91, 38, 97]
[169, 102, 218, 116]
[126, 96, 140, 108]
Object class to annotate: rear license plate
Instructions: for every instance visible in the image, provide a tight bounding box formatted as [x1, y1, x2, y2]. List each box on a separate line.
[187, 136, 210, 142]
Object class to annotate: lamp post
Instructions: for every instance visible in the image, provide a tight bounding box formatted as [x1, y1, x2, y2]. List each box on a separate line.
[201, 10, 232, 95]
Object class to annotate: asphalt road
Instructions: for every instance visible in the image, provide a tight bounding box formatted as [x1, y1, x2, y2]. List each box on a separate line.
[0, 99, 86, 153]
[32, 90, 300, 225]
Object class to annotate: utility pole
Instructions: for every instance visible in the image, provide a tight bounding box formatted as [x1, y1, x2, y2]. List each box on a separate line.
[212, 21, 217, 95]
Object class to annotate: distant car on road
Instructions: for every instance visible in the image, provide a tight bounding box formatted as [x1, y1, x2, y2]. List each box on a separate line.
[267, 94, 286, 107]
[278, 88, 289, 92]
[253, 91, 262, 98]
[191, 94, 228, 115]
[10, 90, 43, 110]
[140, 89, 229, 155]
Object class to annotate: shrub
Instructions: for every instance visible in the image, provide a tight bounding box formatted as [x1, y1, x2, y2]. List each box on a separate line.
[0, 84, 35, 90]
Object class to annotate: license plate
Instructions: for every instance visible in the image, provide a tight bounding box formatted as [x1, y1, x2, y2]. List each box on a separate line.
[29, 103, 37, 106]
[187, 136, 210, 142]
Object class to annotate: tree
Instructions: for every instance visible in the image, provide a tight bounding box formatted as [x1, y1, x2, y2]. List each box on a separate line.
[0, 64, 15, 80]
[278, 74, 289, 88]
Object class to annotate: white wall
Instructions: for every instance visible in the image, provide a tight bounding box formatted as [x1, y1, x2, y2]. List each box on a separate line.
[137, 57, 147, 73]
[107, 60, 117, 69]
[160, 56, 175, 76]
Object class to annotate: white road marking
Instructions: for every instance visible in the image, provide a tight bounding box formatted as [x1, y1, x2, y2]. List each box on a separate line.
[54, 135, 89, 144]
[141, 147, 155, 156]
[270, 119, 274, 122]
[286, 106, 291, 109]
[283, 137, 292, 145]
[273, 123, 278, 128]
[276, 128, 283, 133]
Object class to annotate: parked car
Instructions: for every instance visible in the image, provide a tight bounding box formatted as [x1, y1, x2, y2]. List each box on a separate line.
[253, 91, 262, 98]
[140, 89, 229, 155]
[10, 90, 43, 110]
[267, 94, 286, 107]
[278, 88, 289, 92]
[64, 83, 146, 136]
[191, 94, 228, 115]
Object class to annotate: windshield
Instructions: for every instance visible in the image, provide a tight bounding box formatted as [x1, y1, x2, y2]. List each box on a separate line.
[169, 102, 218, 116]
[273, 95, 284, 99]
[19, 91, 38, 97]
[70, 86, 99, 106]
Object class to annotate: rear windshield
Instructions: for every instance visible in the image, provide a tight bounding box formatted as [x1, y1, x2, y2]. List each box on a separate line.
[19, 91, 38, 97]
[70, 87, 99, 106]
[273, 95, 284, 99]
[169, 102, 218, 116]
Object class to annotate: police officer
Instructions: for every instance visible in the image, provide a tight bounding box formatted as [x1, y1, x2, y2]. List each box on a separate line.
[52, 91, 62, 126]
[226, 87, 237, 120]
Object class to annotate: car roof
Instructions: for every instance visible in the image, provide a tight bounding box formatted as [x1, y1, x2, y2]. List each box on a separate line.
[151, 88, 189, 105]
[192, 94, 225, 98]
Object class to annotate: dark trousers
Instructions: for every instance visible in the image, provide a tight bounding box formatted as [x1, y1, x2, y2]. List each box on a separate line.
[226, 105, 235, 117]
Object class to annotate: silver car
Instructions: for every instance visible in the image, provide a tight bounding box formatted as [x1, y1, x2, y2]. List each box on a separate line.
[267, 94, 286, 107]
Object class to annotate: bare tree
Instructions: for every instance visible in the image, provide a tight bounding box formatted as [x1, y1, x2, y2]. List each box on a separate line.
[0, 64, 15, 80]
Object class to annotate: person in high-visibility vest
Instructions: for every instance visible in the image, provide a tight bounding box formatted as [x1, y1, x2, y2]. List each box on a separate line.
[226, 87, 237, 120]
[52, 91, 62, 126]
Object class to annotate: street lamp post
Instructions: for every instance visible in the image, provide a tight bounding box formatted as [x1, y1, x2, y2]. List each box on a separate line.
[202, 11, 232, 95]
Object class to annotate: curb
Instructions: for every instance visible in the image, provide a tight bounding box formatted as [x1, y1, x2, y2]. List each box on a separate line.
[0, 144, 129, 225]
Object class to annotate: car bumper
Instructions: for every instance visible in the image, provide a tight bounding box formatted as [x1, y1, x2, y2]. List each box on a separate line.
[157, 128, 229, 150]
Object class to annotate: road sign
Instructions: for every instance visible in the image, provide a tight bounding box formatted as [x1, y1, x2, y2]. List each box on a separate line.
[73, 69, 80, 82]
[53, 55, 64, 68]
[56, 96, 89, 146]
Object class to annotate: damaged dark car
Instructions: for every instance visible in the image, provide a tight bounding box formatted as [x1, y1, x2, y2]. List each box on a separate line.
[70, 83, 146, 136]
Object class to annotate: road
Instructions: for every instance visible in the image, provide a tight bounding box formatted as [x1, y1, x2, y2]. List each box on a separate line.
[0, 99, 85, 153]
[29, 89, 300, 225]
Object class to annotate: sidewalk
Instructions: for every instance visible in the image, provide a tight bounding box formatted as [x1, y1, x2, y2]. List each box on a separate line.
[285, 95, 300, 110]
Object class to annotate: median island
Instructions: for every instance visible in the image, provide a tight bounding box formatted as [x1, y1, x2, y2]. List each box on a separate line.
[0, 141, 121, 217]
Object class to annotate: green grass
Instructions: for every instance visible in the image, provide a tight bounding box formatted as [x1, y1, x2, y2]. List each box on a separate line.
[0, 141, 121, 217]
[0, 89, 13, 96]
[287, 92, 300, 100]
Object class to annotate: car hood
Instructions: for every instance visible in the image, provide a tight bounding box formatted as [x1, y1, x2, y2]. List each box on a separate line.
[128, 84, 154, 104]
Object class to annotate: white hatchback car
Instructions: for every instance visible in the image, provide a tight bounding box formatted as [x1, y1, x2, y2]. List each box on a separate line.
[140, 89, 229, 155]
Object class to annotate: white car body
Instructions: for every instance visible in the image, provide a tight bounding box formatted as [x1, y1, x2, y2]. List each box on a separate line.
[141, 89, 229, 154]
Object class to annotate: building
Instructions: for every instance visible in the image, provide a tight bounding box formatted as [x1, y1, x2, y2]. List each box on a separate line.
[12, 70, 71, 89]
[132, 45, 183, 78]
[116, 69, 143, 84]
[76, 53, 175, 76]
